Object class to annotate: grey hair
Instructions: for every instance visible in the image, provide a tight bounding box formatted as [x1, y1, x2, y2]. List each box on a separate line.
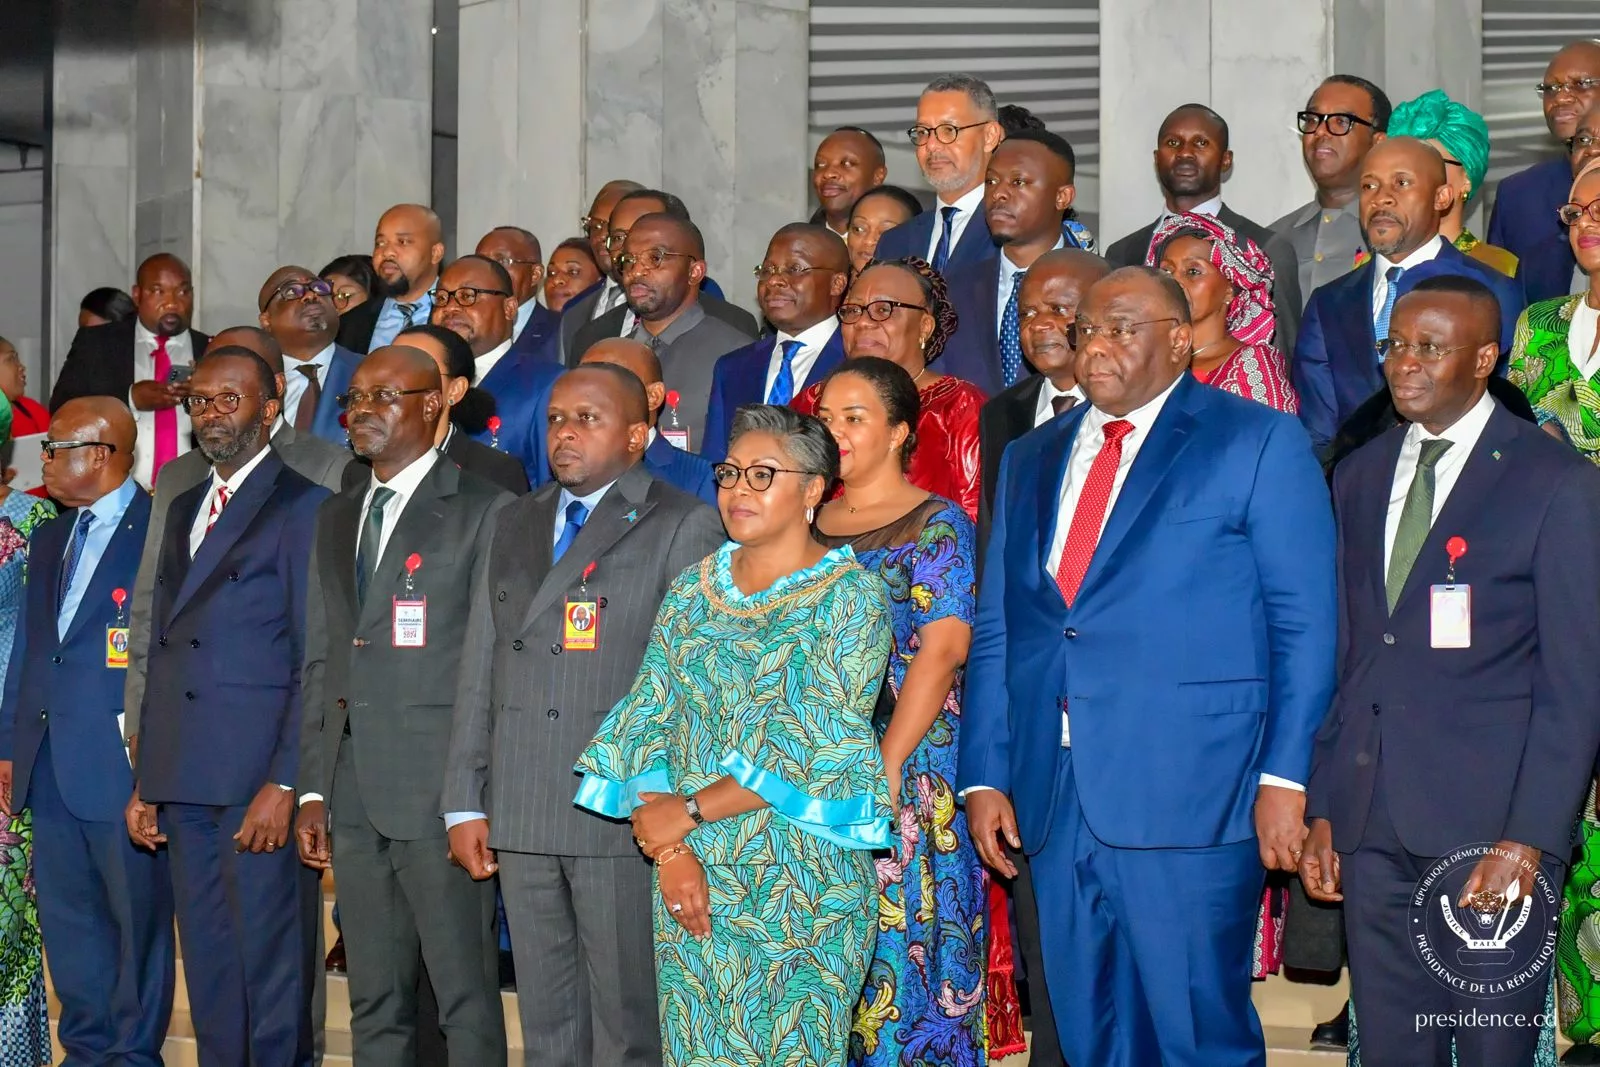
[922, 73, 998, 119]
[728, 404, 840, 483]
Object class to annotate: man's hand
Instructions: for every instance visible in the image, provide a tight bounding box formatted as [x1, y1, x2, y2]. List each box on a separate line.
[125, 791, 166, 850]
[233, 784, 293, 854]
[1255, 784, 1309, 871]
[632, 792, 696, 858]
[1458, 840, 1542, 909]
[0, 759, 12, 817]
[447, 818, 498, 879]
[295, 800, 331, 870]
[130, 380, 186, 412]
[966, 789, 1021, 879]
[1298, 818, 1342, 902]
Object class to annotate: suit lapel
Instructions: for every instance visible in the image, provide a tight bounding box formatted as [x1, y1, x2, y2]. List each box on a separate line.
[357, 460, 459, 630]
[523, 464, 657, 628]
[734, 340, 771, 405]
[32, 514, 67, 645]
[1358, 428, 1407, 613]
[168, 453, 284, 621]
[62, 491, 151, 647]
[809, 328, 846, 386]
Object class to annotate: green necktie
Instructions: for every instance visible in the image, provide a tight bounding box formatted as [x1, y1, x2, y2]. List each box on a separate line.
[355, 486, 396, 605]
[1385, 439, 1453, 613]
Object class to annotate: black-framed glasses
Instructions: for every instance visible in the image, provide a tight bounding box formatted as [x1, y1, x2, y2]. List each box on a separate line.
[1536, 78, 1600, 98]
[752, 264, 832, 280]
[837, 299, 927, 324]
[1377, 339, 1475, 363]
[1296, 111, 1376, 136]
[429, 286, 511, 308]
[907, 121, 988, 147]
[1067, 318, 1181, 347]
[615, 249, 696, 272]
[39, 440, 117, 458]
[182, 392, 262, 416]
[711, 462, 813, 492]
[1558, 197, 1600, 227]
[337, 388, 438, 409]
[267, 278, 333, 308]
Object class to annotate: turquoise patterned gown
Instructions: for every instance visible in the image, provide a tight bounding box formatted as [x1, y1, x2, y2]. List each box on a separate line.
[819, 498, 988, 1067]
[576, 544, 895, 1067]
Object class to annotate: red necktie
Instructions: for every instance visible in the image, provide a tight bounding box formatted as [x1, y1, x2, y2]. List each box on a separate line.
[151, 335, 179, 483]
[206, 486, 230, 534]
[1054, 419, 1134, 606]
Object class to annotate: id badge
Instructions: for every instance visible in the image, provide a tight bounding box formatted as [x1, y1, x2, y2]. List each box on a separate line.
[392, 596, 428, 648]
[1430, 584, 1471, 648]
[564, 598, 600, 651]
[106, 626, 130, 669]
[660, 427, 690, 451]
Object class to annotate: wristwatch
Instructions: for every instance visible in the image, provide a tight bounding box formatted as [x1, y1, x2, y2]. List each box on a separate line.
[684, 794, 706, 827]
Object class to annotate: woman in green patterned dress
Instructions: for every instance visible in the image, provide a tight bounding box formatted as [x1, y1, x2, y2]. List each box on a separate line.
[575, 404, 895, 1067]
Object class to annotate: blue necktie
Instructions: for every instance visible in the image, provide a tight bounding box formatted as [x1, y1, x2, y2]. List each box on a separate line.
[767, 340, 803, 405]
[931, 206, 959, 272]
[58, 511, 94, 615]
[1374, 265, 1405, 360]
[999, 271, 1026, 387]
[553, 499, 590, 563]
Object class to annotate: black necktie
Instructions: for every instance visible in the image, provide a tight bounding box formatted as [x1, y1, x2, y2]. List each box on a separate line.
[1051, 392, 1078, 417]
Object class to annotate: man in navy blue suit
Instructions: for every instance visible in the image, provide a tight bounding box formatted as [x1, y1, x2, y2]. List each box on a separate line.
[259, 264, 361, 445]
[127, 348, 330, 1067]
[703, 223, 849, 461]
[476, 225, 560, 363]
[581, 338, 719, 506]
[943, 130, 1079, 396]
[873, 73, 1003, 272]
[959, 267, 1336, 1067]
[1486, 39, 1600, 303]
[1301, 277, 1600, 1065]
[0, 398, 174, 1066]
[1294, 137, 1525, 451]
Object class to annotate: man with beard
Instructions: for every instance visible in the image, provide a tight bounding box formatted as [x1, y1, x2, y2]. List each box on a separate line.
[809, 126, 888, 238]
[295, 345, 513, 1066]
[1106, 104, 1302, 353]
[259, 265, 363, 443]
[874, 73, 1004, 272]
[1271, 75, 1392, 301]
[49, 253, 212, 487]
[337, 204, 447, 354]
[126, 347, 329, 1067]
[559, 180, 648, 360]
[442, 364, 721, 1067]
[1292, 137, 1525, 451]
[475, 226, 559, 362]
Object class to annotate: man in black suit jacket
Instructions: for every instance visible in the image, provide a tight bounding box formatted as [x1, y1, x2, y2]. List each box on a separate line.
[1105, 105, 1301, 355]
[334, 204, 446, 355]
[50, 253, 211, 487]
[559, 180, 649, 363]
[1301, 277, 1600, 1066]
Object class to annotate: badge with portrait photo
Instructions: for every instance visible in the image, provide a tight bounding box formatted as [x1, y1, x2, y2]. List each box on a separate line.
[564, 597, 599, 651]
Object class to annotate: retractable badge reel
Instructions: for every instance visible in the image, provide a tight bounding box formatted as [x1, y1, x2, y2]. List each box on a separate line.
[564, 561, 600, 651]
[106, 587, 130, 668]
[487, 415, 502, 451]
[661, 391, 690, 451]
[1430, 536, 1471, 649]
[392, 553, 427, 648]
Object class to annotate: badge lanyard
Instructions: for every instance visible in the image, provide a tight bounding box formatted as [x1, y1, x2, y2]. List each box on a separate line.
[487, 415, 502, 451]
[564, 561, 601, 651]
[105, 587, 130, 669]
[661, 390, 690, 451]
[1429, 536, 1471, 649]
[392, 553, 427, 648]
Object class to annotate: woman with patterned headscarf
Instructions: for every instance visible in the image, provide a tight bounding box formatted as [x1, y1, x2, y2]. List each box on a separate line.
[1388, 89, 1519, 277]
[1147, 212, 1299, 414]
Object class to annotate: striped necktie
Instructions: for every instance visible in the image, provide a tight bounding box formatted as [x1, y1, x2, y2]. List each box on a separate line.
[767, 340, 803, 405]
[1374, 265, 1405, 359]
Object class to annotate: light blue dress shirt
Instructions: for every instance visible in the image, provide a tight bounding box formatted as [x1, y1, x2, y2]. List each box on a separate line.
[994, 237, 1065, 339]
[513, 298, 537, 343]
[370, 291, 435, 352]
[58, 475, 140, 640]
[282, 343, 336, 426]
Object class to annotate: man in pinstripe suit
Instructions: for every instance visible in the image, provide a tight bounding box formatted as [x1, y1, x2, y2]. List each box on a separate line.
[441, 365, 723, 1067]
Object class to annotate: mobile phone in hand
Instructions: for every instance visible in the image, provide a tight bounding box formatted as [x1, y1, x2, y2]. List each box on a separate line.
[167, 364, 194, 385]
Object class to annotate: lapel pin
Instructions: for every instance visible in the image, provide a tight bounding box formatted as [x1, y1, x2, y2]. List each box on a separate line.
[624, 509, 638, 524]
[1491, 450, 1501, 460]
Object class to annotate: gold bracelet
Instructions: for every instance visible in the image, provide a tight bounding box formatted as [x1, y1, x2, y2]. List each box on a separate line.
[655, 843, 695, 867]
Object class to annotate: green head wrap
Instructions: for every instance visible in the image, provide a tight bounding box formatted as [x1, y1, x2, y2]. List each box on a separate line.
[0, 392, 13, 453]
[1388, 89, 1491, 196]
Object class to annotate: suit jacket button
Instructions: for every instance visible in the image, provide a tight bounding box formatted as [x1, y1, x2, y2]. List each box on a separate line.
[51, 655, 61, 664]
[497, 591, 507, 602]
[597, 596, 608, 608]
[185, 691, 196, 701]
[336, 698, 347, 710]
[1382, 633, 1395, 645]
[159, 637, 168, 647]
[1063, 628, 1078, 640]
[550, 643, 562, 655]
[38, 709, 46, 719]
[1371, 703, 1381, 715]
[190, 639, 201, 649]
[512, 640, 525, 651]
[228, 571, 240, 581]
[353, 638, 366, 647]
[547, 708, 559, 719]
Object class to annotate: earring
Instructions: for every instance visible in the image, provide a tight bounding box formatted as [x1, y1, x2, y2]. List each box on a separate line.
[805, 506, 815, 524]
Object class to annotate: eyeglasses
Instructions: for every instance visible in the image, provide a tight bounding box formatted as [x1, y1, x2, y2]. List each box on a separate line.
[906, 121, 988, 147]
[1570, 131, 1600, 153]
[752, 264, 832, 280]
[615, 249, 696, 272]
[337, 388, 438, 409]
[182, 392, 262, 415]
[39, 440, 117, 458]
[1377, 339, 1475, 363]
[603, 230, 631, 251]
[1536, 78, 1600, 98]
[429, 286, 512, 308]
[711, 462, 814, 492]
[267, 278, 334, 307]
[580, 215, 609, 237]
[1066, 318, 1181, 348]
[1558, 197, 1600, 226]
[837, 299, 927, 324]
[1296, 111, 1377, 136]
[331, 288, 363, 310]
[486, 255, 541, 269]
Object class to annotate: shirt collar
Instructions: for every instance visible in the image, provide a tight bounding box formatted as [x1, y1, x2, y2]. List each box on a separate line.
[1376, 234, 1445, 276]
[288, 342, 336, 372]
[135, 320, 187, 349]
[1084, 373, 1185, 436]
[474, 335, 515, 376]
[86, 474, 140, 526]
[208, 443, 274, 494]
[558, 479, 617, 515]
[774, 317, 839, 351]
[1290, 197, 1360, 228]
[1000, 236, 1066, 283]
[1406, 387, 1495, 447]
[367, 447, 440, 499]
[514, 298, 537, 337]
[1163, 194, 1222, 221]
[645, 302, 705, 346]
[936, 184, 987, 216]
[1040, 378, 1084, 404]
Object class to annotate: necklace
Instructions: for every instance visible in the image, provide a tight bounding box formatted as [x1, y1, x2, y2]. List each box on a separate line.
[1190, 338, 1227, 360]
[912, 364, 930, 385]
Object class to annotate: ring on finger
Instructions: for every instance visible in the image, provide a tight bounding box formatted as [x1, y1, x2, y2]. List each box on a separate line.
[670, 902, 684, 913]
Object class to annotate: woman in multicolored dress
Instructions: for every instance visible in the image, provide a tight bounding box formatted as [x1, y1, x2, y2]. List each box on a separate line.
[575, 404, 894, 1067]
[0, 392, 56, 1067]
[809, 357, 988, 1066]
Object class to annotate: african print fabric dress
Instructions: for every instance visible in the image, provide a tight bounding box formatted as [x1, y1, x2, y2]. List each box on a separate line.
[818, 498, 990, 1067]
[575, 544, 894, 1067]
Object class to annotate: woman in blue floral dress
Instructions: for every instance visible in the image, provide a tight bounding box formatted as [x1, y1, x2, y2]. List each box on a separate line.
[576, 405, 895, 1067]
[812, 358, 987, 1066]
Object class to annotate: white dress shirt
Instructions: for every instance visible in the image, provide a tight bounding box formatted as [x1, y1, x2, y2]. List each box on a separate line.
[1383, 389, 1495, 571]
[1570, 298, 1600, 382]
[1032, 380, 1085, 428]
[764, 318, 840, 398]
[130, 322, 195, 489]
[473, 336, 516, 386]
[1370, 235, 1445, 318]
[592, 278, 625, 319]
[187, 444, 274, 557]
[513, 298, 537, 343]
[281, 343, 336, 427]
[997, 238, 1065, 339]
[1158, 194, 1223, 228]
[924, 185, 987, 263]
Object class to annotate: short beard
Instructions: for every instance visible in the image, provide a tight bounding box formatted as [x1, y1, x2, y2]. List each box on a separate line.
[380, 271, 413, 299]
[198, 418, 265, 466]
[554, 466, 589, 490]
[926, 159, 983, 197]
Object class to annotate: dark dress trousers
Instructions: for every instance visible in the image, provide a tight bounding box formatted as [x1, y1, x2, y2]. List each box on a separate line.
[49, 319, 212, 411]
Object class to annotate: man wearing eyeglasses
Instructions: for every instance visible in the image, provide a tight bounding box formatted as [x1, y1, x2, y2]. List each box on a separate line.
[1271, 75, 1393, 301]
[874, 73, 1004, 272]
[1487, 39, 1600, 303]
[259, 265, 363, 446]
[475, 225, 560, 362]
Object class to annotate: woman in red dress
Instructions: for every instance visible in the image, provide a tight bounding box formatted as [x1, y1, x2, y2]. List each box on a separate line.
[794, 257, 986, 521]
[0, 338, 49, 498]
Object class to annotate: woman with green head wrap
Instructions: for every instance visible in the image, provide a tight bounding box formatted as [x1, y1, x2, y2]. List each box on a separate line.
[1387, 89, 1520, 277]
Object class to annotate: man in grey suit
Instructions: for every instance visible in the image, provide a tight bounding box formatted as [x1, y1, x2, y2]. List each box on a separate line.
[442, 364, 723, 1067]
[295, 345, 514, 1066]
